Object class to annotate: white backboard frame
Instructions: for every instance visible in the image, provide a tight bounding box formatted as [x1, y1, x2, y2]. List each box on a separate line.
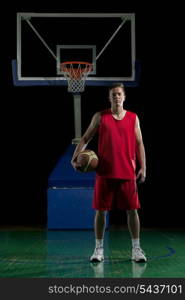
[16, 12, 136, 85]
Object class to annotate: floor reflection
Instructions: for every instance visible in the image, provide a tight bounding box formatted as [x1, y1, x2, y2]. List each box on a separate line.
[90, 260, 147, 278]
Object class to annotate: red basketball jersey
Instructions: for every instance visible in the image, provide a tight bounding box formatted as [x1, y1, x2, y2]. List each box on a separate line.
[96, 109, 137, 179]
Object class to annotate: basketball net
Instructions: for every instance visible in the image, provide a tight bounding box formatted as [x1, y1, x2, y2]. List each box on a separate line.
[60, 61, 93, 93]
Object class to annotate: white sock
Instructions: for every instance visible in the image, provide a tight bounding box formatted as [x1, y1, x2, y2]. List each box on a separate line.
[132, 238, 140, 249]
[96, 239, 103, 248]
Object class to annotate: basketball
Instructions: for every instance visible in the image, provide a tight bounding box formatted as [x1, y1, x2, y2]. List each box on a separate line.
[76, 150, 99, 172]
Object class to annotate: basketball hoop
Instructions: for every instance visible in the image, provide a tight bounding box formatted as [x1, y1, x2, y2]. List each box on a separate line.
[60, 61, 93, 93]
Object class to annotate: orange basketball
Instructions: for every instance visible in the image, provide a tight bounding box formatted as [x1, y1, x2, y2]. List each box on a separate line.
[77, 150, 99, 172]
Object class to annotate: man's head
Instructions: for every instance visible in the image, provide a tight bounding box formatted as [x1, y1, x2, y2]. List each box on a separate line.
[109, 83, 126, 108]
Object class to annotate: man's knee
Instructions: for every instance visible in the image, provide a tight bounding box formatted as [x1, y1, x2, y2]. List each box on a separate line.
[96, 210, 107, 217]
[126, 209, 138, 217]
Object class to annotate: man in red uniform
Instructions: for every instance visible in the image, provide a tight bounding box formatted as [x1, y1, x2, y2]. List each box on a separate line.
[71, 83, 147, 262]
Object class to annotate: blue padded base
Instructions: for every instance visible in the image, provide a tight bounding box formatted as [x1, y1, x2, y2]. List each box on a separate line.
[47, 144, 98, 229]
[48, 144, 96, 188]
[47, 187, 95, 229]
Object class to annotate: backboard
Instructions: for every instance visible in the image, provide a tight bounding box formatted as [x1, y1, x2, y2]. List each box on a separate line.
[13, 12, 139, 87]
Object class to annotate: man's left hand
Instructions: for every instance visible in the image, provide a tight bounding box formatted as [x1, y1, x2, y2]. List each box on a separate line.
[136, 169, 146, 183]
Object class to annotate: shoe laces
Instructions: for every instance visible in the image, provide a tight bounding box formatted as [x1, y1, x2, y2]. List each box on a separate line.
[134, 247, 145, 255]
[94, 247, 103, 255]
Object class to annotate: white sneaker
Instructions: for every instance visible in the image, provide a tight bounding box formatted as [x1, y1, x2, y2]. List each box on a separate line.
[132, 247, 147, 262]
[90, 247, 104, 262]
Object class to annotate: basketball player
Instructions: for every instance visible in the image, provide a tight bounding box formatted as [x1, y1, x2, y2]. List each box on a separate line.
[71, 83, 147, 263]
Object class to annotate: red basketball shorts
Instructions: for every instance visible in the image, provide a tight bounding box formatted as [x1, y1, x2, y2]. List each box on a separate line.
[92, 176, 140, 211]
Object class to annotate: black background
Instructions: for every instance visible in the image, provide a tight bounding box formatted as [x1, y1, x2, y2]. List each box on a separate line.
[1, 2, 184, 228]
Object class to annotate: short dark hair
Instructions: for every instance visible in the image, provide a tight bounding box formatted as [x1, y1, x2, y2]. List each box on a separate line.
[109, 82, 125, 93]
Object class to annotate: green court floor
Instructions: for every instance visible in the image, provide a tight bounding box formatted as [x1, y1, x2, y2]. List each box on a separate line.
[0, 228, 184, 278]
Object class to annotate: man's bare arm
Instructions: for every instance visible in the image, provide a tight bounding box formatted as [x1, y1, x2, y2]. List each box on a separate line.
[71, 112, 101, 169]
[135, 116, 146, 183]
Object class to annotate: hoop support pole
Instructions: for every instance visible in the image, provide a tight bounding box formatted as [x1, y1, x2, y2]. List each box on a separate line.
[72, 94, 82, 144]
